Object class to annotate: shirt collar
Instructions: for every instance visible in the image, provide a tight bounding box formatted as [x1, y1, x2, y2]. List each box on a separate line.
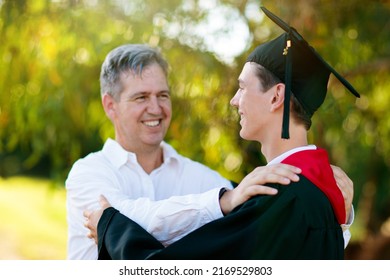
[102, 138, 180, 169]
[102, 138, 131, 169]
[267, 145, 317, 165]
[160, 141, 181, 164]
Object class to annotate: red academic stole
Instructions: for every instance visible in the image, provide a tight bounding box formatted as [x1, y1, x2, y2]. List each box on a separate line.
[281, 148, 346, 224]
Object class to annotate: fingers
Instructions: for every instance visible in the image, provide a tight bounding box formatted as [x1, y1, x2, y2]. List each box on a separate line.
[99, 195, 111, 208]
[84, 216, 97, 242]
[261, 173, 295, 185]
[330, 165, 354, 223]
[268, 163, 302, 174]
[331, 165, 353, 198]
[84, 210, 99, 244]
[83, 196, 110, 245]
[270, 164, 301, 182]
[87, 232, 97, 243]
[86, 230, 98, 245]
[248, 185, 278, 196]
[331, 165, 353, 187]
[83, 209, 91, 219]
[83, 211, 93, 231]
[227, 185, 278, 214]
[250, 164, 301, 186]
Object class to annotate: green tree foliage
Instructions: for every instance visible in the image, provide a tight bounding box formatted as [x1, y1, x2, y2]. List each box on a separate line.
[1, 0, 389, 258]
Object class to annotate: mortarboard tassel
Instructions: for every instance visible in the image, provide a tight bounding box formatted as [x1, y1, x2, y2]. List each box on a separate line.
[282, 32, 292, 139]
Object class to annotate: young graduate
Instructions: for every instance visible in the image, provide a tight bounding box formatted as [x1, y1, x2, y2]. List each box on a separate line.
[88, 7, 360, 260]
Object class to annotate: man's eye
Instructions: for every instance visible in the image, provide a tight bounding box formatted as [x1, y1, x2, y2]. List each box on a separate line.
[159, 93, 170, 99]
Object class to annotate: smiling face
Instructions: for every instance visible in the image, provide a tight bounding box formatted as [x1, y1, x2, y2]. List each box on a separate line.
[230, 62, 275, 142]
[103, 63, 172, 152]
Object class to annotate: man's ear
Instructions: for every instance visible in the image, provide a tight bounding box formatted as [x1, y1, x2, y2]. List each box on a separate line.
[270, 83, 285, 112]
[102, 93, 116, 121]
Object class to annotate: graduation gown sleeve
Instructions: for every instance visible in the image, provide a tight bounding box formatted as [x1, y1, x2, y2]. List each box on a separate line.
[97, 176, 344, 260]
[97, 207, 164, 260]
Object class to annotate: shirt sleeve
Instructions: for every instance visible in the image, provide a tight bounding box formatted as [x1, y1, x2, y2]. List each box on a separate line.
[66, 160, 118, 259]
[106, 187, 224, 247]
[66, 158, 229, 259]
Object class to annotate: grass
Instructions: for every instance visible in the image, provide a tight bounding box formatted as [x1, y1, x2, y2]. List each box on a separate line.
[0, 176, 67, 260]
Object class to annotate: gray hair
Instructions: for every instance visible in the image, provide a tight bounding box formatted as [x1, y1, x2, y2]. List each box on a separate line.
[100, 44, 169, 100]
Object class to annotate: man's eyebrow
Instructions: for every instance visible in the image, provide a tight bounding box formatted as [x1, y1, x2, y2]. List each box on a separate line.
[128, 90, 170, 98]
[160, 89, 171, 94]
[122, 91, 148, 100]
[130, 91, 148, 97]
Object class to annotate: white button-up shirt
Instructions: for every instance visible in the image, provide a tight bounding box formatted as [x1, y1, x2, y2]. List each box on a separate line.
[66, 138, 233, 259]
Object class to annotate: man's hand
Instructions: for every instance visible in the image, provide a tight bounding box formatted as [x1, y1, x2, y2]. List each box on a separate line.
[331, 165, 354, 224]
[83, 195, 111, 244]
[220, 163, 301, 215]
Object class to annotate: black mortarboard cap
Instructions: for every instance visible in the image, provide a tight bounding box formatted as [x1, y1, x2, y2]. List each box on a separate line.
[247, 7, 360, 139]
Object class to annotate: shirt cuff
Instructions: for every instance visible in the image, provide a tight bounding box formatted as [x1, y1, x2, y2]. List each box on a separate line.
[341, 204, 355, 231]
[343, 229, 351, 249]
[341, 205, 354, 249]
[208, 187, 229, 220]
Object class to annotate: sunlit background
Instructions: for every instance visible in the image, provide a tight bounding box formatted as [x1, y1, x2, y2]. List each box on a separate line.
[0, 0, 389, 259]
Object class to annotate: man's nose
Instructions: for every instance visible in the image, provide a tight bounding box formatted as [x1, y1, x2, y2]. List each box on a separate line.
[147, 96, 163, 114]
[230, 90, 240, 107]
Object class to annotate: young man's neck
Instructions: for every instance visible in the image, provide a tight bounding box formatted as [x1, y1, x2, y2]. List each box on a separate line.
[261, 126, 308, 163]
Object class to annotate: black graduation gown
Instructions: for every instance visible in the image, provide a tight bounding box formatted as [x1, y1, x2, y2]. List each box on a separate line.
[97, 149, 345, 260]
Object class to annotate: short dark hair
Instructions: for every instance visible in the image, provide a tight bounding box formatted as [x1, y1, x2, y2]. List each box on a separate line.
[100, 44, 169, 100]
[251, 62, 312, 130]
